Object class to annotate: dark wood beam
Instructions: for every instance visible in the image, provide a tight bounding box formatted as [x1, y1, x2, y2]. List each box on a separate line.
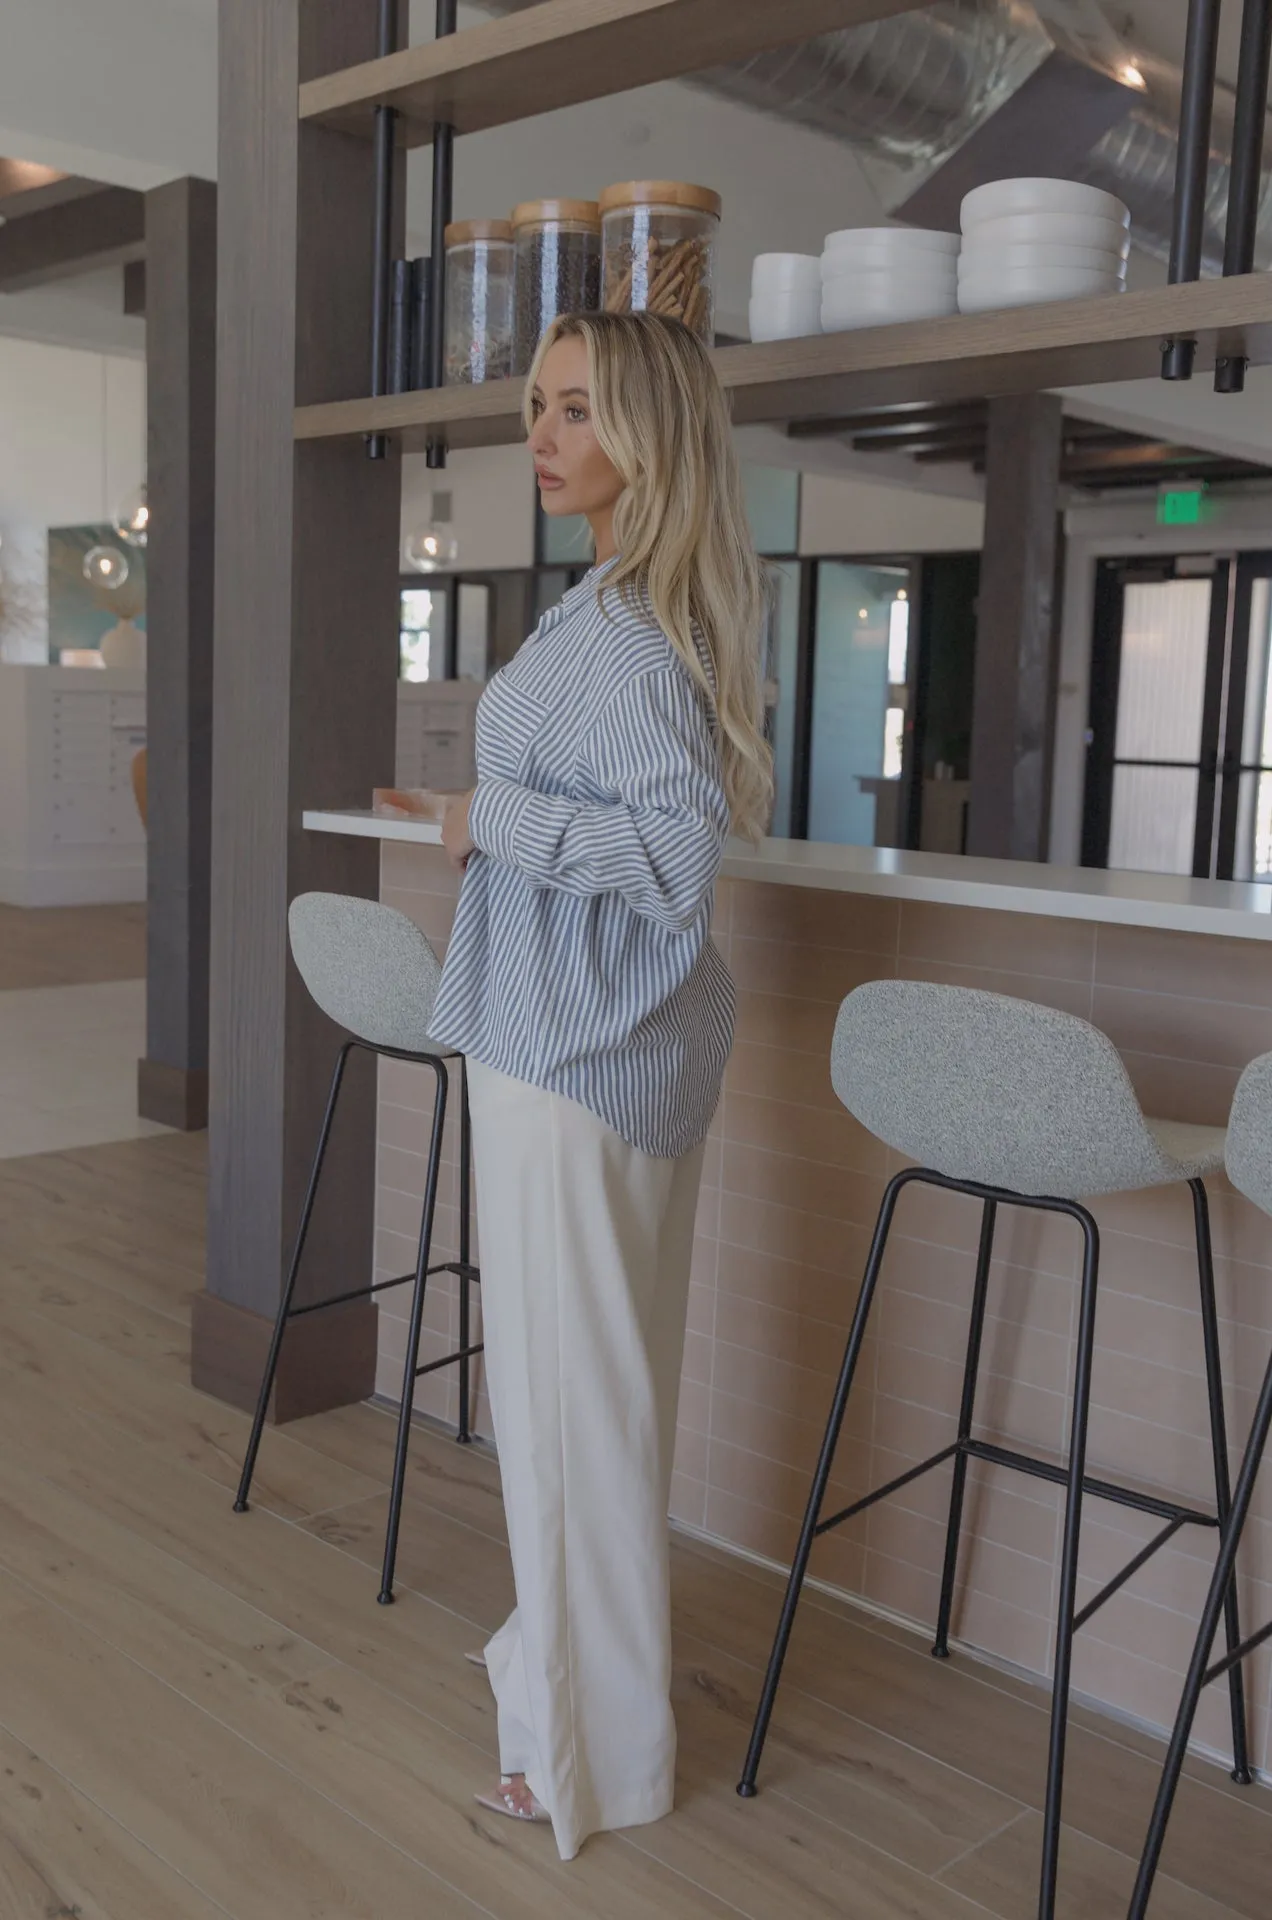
[789, 402, 984, 441]
[909, 440, 991, 464]
[123, 259, 146, 316]
[852, 416, 989, 449]
[0, 184, 144, 290]
[138, 179, 216, 1137]
[966, 393, 1064, 862]
[1059, 441, 1216, 476]
[198, 0, 406, 1421]
[0, 159, 101, 219]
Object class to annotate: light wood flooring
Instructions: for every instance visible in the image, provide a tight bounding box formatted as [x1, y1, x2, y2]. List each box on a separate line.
[0, 1128, 1267, 1919]
[0, 900, 146, 990]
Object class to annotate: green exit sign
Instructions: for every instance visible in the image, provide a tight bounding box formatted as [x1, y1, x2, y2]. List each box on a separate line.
[1158, 484, 1207, 526]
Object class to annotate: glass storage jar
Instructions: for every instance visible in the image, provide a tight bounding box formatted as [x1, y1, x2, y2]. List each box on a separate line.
[511, 199, 601, 375]
[599, 181, 721, 344]
[444, 219, 515, 385]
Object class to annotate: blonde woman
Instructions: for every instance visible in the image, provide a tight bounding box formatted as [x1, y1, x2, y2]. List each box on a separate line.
[431, 311, 771, 1859]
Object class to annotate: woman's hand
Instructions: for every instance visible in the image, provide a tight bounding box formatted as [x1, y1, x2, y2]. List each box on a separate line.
[442, 789, 477, 871]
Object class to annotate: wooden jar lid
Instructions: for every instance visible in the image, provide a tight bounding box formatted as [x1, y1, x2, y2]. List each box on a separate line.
[510, 198, 600, 230]
[597, 180, 722, 218]
[444, 219, 514, 246]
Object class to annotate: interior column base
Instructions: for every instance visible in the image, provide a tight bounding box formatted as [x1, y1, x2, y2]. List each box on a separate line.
[190, 1289, 378, 1423]
[138, 1058, 210, 1131]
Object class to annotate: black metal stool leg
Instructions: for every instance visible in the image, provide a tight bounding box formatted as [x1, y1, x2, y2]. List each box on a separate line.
[234, 1043, 353, 1514]
[737, 1167, 914, 1797]
[1038, 1205, 1101, 1920]
[934, 1197, 998, 1658]
[379, 1056, 449, 1604]
[1128, 1346, 1272, 1920]
[1189, 1177, 1253, 1784]
[457, 1061, 473, 1446]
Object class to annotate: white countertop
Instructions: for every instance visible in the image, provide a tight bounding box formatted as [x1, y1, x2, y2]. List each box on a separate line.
[303, 809, 1272, 942]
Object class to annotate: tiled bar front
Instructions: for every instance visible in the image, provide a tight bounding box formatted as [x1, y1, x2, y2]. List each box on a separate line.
[372, 837, 1272, 1778]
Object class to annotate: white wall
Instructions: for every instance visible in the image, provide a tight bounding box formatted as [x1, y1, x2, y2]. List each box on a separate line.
[0, 337, 146, 661]
[400, 444, 535, 572]
[799, 471, 985, 557]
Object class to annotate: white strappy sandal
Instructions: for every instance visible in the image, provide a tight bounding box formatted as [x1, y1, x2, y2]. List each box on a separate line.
[474, 1774, 551, 1823]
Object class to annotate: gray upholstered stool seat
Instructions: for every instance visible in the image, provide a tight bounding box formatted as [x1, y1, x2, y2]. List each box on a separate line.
[287, 891, 450, 1057]
[829, 979, 1226, 1198]
[235, 893, 479, 1605]
[740, 979, 1250, 1920]
[1131, 1049, 1272, 1916]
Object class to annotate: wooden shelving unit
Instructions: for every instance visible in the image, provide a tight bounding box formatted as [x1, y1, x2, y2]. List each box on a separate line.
[295, 274, 1272, 452]
[300, 0, 919, 145]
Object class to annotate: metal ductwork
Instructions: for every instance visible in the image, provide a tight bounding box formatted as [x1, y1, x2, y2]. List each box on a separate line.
[478, 0, 1269, 274]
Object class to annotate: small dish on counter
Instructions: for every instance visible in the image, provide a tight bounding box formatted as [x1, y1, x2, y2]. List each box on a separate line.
[961, 176, 1130, 228]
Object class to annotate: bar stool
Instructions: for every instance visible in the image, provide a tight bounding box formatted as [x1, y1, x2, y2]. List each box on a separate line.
[736, 980, 1251, 1920]
[1130, 1048, 1272, 1917]
[232, 892, 481, 1606]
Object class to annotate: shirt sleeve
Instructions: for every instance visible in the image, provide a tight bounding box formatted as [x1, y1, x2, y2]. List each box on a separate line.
[467, 667, 729, 932]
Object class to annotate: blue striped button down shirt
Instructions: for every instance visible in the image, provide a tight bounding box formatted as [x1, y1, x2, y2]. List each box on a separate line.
[429, 566, 734, 1158]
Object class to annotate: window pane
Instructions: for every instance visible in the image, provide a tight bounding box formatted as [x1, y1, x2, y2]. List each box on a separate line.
[1114, 579, 1210, 762]
[741, 465, 799, 556]
[765, 560, 801, 837]
[1232, 770, 1272, 881]
[399, 587, 444, 682]
[808, 560, 912, 846]
[1108, 766, 1198, 875]
[456, 583, 490, 680]
[1241, 577, 1272, 769]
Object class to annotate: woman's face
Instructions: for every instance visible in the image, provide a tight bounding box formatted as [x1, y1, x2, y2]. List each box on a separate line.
[527, 336, 625, 521]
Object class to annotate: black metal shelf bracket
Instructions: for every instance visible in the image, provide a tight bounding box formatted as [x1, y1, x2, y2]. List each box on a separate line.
[366, 0, 399, 460]
[1216, 0, 1272, 392]
[427, 0, 458, 469]
[1163, 0, 1223, 382]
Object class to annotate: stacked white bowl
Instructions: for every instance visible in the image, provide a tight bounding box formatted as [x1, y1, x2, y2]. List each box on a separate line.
[958, 179, 1130, 313]
[820, 227, 960, 331]
[750, 254, 823, 342]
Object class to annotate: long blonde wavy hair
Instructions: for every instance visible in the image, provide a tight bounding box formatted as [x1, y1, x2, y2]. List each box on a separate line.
[524, 311, 773, 843]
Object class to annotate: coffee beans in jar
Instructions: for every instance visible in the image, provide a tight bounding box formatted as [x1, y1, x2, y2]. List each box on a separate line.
[599, 181, 721, 345]
[511, 199, 601, 376]
[443, 220, 515, 385]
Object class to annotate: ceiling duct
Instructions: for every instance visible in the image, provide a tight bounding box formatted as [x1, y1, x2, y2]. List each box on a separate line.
[478, 0, 1266, 273]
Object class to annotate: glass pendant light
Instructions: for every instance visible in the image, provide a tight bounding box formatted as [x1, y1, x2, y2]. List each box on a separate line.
[113, 483, 149, 547]
[83, 544, 130, 590]
[405, 489, 459, 574]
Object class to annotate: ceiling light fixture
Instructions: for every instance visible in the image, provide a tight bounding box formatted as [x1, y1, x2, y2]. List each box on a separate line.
[1119, 62, 1147, 90]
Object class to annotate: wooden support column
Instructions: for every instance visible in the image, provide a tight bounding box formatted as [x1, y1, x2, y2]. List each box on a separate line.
[966, 392, 1064, 862]
[138, 177, 216, 1133]
[195, 1, 404, 1419]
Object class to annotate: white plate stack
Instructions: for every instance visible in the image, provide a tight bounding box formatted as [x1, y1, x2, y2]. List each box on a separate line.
[958, 179, 1131, 313]
[750, 254, 822, 342]
[820, 227, 960, 332]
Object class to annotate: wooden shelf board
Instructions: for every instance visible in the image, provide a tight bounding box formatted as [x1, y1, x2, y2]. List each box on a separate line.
[299, 0, 919, 145]
[294, 275, 1272, 453]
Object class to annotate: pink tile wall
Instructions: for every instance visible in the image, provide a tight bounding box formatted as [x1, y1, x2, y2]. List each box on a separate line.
[377, 842, 1272, 1775]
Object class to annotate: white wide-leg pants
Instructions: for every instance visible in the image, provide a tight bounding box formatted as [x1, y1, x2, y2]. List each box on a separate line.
[465, 1059, 706, 1862]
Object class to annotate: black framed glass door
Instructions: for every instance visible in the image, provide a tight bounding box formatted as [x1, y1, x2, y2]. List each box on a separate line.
[1082, 556, 1232, 877]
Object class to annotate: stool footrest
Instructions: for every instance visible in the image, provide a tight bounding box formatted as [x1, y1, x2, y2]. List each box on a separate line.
[1204, 1614, 1272, 1685]
[815, 1436, 1218, 1545]
[415, 1340, 485, 1380]
[287, 1259, 481, 1320]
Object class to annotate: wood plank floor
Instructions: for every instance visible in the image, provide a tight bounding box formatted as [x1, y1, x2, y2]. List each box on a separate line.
[0, 901, 145, 990]
[0, 1130, 1267, 1919]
